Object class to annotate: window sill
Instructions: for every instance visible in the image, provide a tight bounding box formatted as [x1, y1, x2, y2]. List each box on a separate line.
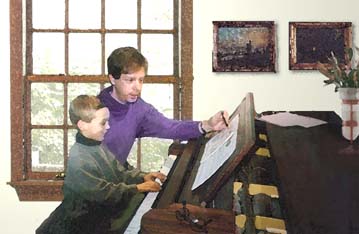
[8, 180, 64, 201]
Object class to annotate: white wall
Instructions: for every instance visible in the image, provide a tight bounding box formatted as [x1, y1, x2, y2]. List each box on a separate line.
[0, 2, 59, 233]
[1, 0, 358, 233]
[193, 0, 359, 119]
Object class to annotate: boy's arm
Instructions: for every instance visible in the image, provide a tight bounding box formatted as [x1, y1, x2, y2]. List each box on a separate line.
[65, 156, 140, 204]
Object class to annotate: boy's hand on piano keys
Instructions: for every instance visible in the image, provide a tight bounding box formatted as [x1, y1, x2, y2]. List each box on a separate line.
[143, 172, 167, 183]
[137, 172, 167, 192]
[136, 180, 161, 192]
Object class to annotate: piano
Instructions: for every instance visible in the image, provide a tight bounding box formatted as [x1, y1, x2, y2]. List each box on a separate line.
[127, 93, 359, 234]
[124, 93, 286, 234]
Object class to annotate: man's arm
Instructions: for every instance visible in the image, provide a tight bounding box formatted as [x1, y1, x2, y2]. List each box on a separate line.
[139, 101, 229, 139]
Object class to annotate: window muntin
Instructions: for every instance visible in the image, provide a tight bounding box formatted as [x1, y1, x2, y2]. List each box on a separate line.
[26, 0, 178, 175]
[10, 0, 193, 201]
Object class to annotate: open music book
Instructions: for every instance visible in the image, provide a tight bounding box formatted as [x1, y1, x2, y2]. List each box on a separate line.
[191, 92, 256, 194]
[192, 114, 239, 190]
[257, 112, 327, 128]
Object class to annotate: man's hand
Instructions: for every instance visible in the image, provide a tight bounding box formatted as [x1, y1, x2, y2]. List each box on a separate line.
[201, 110, 229, 133]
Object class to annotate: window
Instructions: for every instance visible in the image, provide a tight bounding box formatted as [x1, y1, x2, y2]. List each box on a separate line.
[10, 0, 193, 201]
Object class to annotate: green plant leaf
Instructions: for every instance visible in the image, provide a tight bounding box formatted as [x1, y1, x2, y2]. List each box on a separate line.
[345, 47, 353, 62]
[318, 47, 359, 90]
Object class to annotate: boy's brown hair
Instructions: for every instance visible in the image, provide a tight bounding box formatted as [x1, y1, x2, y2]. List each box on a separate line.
[69, 95, 105, 126]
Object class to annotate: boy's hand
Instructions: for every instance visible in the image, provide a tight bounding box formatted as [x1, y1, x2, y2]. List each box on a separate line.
[143, 172, 166, 183]
[136, 180, 161, 192]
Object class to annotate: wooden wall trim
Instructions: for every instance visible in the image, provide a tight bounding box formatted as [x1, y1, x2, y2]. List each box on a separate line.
[180, 0, 193, 120]
[10, 0, 24, 182]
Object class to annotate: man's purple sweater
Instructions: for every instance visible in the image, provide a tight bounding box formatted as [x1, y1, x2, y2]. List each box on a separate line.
[98, 86, 202, 163]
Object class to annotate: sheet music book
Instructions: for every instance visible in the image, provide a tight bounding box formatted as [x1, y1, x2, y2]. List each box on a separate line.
[191, 114, 239, 190]
[257, 112, 327, 128]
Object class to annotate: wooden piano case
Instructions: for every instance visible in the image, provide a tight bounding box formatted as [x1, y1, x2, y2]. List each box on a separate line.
[141, 95, 359, 234]
[141, 203, 234, 234]
[141, 93, 258, 233]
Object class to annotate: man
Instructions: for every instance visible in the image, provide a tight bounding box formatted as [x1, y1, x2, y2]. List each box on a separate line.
[98, 46, 229, 164]
[36, 95, 166, 234]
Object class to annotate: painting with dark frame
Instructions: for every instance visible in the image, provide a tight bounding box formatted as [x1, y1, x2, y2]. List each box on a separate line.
[289, 22, 352, 70]
[212, 21, 276, 72]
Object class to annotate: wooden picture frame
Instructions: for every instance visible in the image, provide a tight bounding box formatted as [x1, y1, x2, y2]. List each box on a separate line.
[289, 22, 352, 70]
[212, 21, 276, 72]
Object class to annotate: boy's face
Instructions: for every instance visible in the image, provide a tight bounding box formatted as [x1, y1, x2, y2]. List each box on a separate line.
[79, 107, 110, 141]
[110, 67, 145, 103]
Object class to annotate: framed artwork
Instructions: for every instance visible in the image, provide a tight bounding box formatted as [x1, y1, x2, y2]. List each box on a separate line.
[289, 22, 352, 70]
[212, 21, 276, 72]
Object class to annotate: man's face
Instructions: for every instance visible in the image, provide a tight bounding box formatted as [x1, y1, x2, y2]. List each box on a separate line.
[110, 67, 145, 103]
[79, 107, 110, 141]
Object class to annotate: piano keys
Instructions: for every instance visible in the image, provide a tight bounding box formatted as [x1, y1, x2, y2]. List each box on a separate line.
[124, 155, 177, 234]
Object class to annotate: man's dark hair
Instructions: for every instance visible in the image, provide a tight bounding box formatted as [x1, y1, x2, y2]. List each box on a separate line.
[107, 47, 148, 79]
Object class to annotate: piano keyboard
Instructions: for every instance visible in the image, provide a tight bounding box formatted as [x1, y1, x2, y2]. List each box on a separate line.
[124, 154, 177, 234]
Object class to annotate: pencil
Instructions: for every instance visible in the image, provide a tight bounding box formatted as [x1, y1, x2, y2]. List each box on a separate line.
[221, 111, 229, 127]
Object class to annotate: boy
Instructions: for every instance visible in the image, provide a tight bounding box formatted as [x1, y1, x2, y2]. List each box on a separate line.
[36, 95, 165, 234]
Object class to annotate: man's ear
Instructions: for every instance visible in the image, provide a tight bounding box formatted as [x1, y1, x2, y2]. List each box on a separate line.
[109, 74, 116, 85]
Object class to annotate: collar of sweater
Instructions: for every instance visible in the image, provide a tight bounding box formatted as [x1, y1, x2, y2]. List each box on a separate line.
[76, 132, 101, 146]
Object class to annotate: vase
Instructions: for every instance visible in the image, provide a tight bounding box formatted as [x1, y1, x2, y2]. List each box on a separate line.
[339, 88, 359, 143]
